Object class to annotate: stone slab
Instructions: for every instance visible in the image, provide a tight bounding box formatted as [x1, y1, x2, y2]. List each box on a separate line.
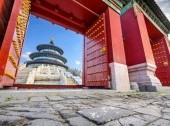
[67, 116, 96, 126]
[104, 120, 121, 126]
[133, 114, 158, 122]
[25, 119, 65, 126]
[52, 103, 68, 110]
[162, 108, 170, 113]
[4, 100, 27, 104]
[5, 107, 54, 113]
[119, 116, 146, 126]
[47, 96, 64, 101]
[59, 110, 79, 119]
[162, 113, 170, 120]
[148, 119, 170, 126]
[29, 97, 48, 102]
[6, 111, 63, 122]
[0, 115, 23, 126]
[134, 107, 162, 117]
[78, 106, 134, 124]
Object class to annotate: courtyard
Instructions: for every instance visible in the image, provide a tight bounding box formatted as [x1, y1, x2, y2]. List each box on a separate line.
[0, 90, 170, 125]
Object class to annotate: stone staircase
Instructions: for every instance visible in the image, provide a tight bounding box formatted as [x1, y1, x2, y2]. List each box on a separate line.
[15, 67, 34, 84]
[64, 71, 82, 85]
[66, 77, 76, 85]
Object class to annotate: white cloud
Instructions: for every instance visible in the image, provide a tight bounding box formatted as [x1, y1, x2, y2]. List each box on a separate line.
[21, 52, 32, 61]
[75, 61, 81, 65]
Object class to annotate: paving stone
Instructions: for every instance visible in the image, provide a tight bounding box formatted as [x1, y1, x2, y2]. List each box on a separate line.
[25, 119, 65, 126]
[0, 115, 24, 126]
[76, 104, 93, 110]
[119, 116, 147, 126]
[5, 107, 54, 113]
[110, 102, 142, 110]
[146, 105, 163, 112]
[29, 97, 48, 102]
[148, 119, 170, 126]
[14, 102, 51, 109]
[134, 107, 162, 117]
[61, 95, 76, 99]
[71, 100, 84, 104]
[162, 95, 170, 100]
[67, 116, 96, 126]
[78, 106, 135, 124]
[0, 110, 8, 115]
[22, 112, 63, 121]
[162, 112, 170, 120]
[101, 101, 124, 107]
[6, 111, 63, 122]
[167, 103, 170, 108]
[35, 103, 51, 108]
[133, 114, 158, 122]
[104, 120, 121, 126]
[4, 100, 27, 104]
[5, 110, 23, 116]
[102, 99, 144, 109]
[52, 103, 68, 110]
[162, 108, 170, 113]
[59, 109, 79, 119]
[47, 96, 64, 101]
[151, 101, 166, 107]
[86, 95, 103, 100]
[76, 95, 90, 99]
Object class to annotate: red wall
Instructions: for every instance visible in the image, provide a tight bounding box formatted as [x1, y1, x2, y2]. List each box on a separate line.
[105, 8, 126, 64]
[0, 0, 14, 45]
[0, 0, 23, 86]
[121, 8, 155, 66]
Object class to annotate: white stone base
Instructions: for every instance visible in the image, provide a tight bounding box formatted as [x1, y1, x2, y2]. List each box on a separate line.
[128, 63, 161, 91]
[109, 62, 130, 91]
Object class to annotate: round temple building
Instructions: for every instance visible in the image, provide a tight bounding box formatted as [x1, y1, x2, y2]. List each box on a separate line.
[16, 39, 82, 85]
[26, 39, 68, 70]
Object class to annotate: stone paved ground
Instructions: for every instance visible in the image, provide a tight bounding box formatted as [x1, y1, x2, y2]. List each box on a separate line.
[1, 89, 170, 126]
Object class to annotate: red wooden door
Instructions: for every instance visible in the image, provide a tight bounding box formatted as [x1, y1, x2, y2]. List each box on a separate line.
[84, 14, 110, 88]
[151, 37, 170, 86]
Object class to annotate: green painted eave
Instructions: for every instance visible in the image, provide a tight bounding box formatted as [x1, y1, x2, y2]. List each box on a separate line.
[103, 0, 122, 14]
[121, 0, 133, 15]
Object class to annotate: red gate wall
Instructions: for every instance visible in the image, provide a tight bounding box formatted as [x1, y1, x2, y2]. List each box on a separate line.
[0, 0, 30, 86]
[84, 14, 110, 88]
[151, 37, 170, 85]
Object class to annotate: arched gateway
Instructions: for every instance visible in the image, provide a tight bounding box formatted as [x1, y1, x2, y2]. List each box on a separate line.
[0, 0, 170, 91]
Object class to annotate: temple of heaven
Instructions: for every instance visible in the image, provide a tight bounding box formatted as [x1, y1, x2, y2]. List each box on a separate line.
[16, 39, 82, 85]
[26, 39, 68, 69]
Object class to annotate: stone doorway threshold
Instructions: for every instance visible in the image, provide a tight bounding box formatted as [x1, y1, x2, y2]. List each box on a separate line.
[12, 84, 83, 89]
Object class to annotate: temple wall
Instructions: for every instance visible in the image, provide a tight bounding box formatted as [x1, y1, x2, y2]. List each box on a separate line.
[121, 8, 161, 91]
[105, 7, 130, 91]
[121, 8, 146, 65]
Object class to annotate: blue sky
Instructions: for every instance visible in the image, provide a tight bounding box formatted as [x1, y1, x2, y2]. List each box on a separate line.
[21, 15, 83, 70]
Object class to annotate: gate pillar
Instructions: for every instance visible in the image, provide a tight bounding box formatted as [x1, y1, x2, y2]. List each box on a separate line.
[105, 8, 130, 91]
[0, 0, 31, 87]
[121, 8, 161, 91]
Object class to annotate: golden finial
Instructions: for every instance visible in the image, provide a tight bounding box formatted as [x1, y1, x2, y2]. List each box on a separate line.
[50, 38, 55, 45]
